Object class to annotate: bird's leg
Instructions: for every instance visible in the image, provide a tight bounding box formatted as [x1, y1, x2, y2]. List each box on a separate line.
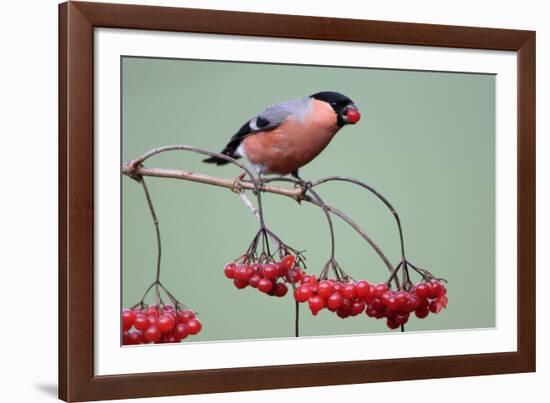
[253, 172, 264, 196]
[291, 170, 312, 201]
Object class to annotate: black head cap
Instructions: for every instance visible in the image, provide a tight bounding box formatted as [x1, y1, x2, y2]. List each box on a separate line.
[310, 91, 358, 127]
[310, 91, 353, 110]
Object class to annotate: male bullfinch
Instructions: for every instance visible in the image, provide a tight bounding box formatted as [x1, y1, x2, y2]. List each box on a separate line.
[203, 91, 361, 180]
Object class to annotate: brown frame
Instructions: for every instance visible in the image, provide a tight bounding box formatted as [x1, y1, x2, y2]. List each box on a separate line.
[59, 1, 536, 401]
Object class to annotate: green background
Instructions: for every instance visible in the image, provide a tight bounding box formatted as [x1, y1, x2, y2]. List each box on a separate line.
[122, 56, 496, 341]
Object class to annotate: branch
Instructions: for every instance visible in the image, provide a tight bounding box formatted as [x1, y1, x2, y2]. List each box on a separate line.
[122, 165, 304, 201]
[122, 144, 399, 285]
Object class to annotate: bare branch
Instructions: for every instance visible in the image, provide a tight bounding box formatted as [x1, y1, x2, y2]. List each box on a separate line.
[122, 165, 304, 201]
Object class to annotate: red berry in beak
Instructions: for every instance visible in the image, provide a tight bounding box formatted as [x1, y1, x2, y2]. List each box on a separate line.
[346, 108, 361, 124]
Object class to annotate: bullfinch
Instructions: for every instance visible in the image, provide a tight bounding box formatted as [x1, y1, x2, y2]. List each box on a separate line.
[203, 91, 361, 179]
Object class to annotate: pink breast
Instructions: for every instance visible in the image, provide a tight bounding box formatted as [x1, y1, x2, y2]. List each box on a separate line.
[243, 99, 339, 175]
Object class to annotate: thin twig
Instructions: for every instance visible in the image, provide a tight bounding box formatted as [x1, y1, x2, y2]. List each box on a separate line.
[311, 176, 408, 266]
[140, 178, 162, 283]
[259, 176, 397, 280]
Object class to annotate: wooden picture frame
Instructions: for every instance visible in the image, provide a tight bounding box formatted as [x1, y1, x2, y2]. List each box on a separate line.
[59, 1, 536, 401]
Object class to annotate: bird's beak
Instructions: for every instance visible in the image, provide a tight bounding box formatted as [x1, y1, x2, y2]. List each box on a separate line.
[343, 104, 361, 124]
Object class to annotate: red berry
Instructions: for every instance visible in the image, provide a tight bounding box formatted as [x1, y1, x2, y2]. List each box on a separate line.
[374, 283, 389, 298]
[281, 255, 295, 270]
[122, 309, 135, 331]
[161, 332, 177, 343]
[275, 262, 287, 277]
[341, 297, 352, 311]
[350, 300, 366, 316]
[274, 282, 288, 297]
[354, 280, 371, 298]
[366, 306, 379, 318]
[248, 274, 261, 288]
[336, 307, 351, 319]
[429, 280, 444, 298]
[285, 268, 303, 284]
[365, 285, 376, 303]
[250, 263, 262, 273]
[174, 323, 190, 340]
[147, 315, 158, 326]
[144, 326, 162, 342]
[393, 313, 409, 325]
[346, 108, 361, 124]
[233, 278, 248, 289]
[158, 314, 176, 333]
[187, 319, 202, 335]
[414, 283, 431, 299]
[435, 282, 447, 297]
[395, 291, 409, 306]
[438, 295, 449, 308]
[224, 262, 237, 279]
[308, 295, 325, 315]
[401, 294, 419, 313]
[327, 292, 344, 311]
[146, 305, 159, 316]
[235, 265, 253, 282]
[380, 290, 396, 308]
[134, 314, 149, 331]
[415, 304, 430, 318]
[178, 310, 195, 323]
[294, 284, 313, 302]
[386, 317, 400, 329]
[370, 298, 384, 311]
[129, 330, 144, 344]
[301, 274, 318, 286]
[429, 299, 443, 314]
[317, 280, 334, 298]
[341, 283, 356, 300]
[258, 278, 273, 293]
[122, 331, 132, 345]
[262, 264, 278, 280]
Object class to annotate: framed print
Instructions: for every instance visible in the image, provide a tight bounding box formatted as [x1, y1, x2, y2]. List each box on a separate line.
[59, 1, 535, 401]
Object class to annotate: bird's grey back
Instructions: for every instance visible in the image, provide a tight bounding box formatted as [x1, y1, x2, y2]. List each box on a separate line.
[249, 96, 311, 131]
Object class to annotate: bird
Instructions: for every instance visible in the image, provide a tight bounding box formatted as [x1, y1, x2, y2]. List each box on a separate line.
[203, 91, 361, 181]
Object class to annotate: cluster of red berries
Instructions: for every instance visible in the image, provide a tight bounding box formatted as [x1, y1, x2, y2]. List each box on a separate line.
[223, 255, 303, 297]
[122, 304, 202, 345]
[293, 275, 448, 329]
[365, 280, 448, 329]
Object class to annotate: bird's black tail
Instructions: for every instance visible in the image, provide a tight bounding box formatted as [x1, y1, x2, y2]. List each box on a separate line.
[202, 140, 241, 165]
[202, 154, 235, 165]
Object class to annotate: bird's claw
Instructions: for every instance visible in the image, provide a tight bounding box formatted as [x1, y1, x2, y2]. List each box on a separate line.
[231, 173, 247, 193]
[252, 179, 265, 196]
[294, 180, 312, 203]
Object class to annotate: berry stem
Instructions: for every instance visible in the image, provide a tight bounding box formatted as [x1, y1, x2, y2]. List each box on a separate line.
[261, 176, 396, 285]
[310, 176, 409, 267]
[305, 187, 336, 261]
[140, 178, 162, 284]
[254, 172, 269, 232]
[295, 302, 300, 337]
